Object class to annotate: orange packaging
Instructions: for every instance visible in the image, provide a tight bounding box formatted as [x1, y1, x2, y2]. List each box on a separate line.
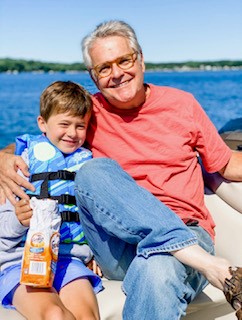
[20, 198, 61, 287]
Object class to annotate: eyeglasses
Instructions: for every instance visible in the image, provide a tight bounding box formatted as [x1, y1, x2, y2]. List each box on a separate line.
[90, 51, 138, 79]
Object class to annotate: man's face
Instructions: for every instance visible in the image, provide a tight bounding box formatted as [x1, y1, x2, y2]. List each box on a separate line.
[89, 36, 146, 109]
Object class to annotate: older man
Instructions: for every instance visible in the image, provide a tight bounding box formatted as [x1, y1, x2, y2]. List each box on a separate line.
[0, 20, 242, 319]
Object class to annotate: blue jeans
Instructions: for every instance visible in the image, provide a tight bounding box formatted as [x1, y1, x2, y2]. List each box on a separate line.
[74, 158, 214, 319]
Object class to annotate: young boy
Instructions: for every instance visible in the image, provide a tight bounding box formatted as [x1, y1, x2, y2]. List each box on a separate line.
[0, 81, 102, 319]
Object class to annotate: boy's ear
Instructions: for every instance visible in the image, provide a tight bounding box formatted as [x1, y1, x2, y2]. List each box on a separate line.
[37, 116, 47, 133]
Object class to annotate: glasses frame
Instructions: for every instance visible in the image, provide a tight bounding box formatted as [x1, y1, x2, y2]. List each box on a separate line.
[90, 51, 138, 79]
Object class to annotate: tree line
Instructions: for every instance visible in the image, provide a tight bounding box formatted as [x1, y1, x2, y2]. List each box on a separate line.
[0, 58, 86, 73]
[0, 58, 242, 73]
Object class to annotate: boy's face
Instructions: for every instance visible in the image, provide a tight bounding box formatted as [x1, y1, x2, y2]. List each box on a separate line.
[37, 112, 90, 154]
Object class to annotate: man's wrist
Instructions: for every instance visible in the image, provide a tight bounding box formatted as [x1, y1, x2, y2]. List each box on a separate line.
[0, 143, 15, 154]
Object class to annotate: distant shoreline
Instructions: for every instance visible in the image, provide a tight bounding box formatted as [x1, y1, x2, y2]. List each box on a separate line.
[0, 58, 242, 74]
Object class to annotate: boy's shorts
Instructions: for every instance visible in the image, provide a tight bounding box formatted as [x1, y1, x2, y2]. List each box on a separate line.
[0, 256, 103, 310]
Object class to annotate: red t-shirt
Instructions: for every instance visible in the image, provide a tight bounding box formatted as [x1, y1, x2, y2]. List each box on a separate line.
[86, 84, 232, 239]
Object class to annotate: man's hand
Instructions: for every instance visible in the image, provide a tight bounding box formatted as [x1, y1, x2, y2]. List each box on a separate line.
[0, 150, 35, 205]
[15, 199, 33, 227]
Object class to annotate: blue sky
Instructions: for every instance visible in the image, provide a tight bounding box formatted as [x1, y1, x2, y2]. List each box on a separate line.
[0, 0, 241, 63]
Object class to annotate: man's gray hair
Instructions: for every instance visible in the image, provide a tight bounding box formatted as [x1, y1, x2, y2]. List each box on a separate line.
[82, 20, 142, 69]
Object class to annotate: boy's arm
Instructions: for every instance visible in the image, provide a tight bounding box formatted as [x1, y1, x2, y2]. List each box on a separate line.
[0, 200, 28, 251]
[0, 144, 34, 205]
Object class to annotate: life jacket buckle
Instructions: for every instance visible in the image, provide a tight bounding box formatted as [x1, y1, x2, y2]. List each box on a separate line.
[55, 170, 76, 181]
[57, 194, 76, 205]
[61, 211, 80, 222]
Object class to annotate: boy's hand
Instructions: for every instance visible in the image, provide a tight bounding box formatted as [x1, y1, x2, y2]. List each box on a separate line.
[86, 258, 103, 277]
[15, 199, 33, 227]
[0, 152, 35, 205]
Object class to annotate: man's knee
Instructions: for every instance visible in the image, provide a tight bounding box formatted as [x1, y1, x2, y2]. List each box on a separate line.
[76, 158, 117, 178]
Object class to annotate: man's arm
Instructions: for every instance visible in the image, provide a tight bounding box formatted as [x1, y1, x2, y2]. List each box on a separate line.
[2, 143, 15, 154]
[219, 151, 242, 181]
[0, 144, 34, 205]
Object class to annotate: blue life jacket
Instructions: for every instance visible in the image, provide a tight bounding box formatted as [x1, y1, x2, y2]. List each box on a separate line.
[15, 134, 92, 245]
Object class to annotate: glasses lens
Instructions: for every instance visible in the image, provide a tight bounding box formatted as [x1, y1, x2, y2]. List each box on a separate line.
[117, 53, 136, 70]
[96, 63, 112, 78]
[93, 52, 137, 78]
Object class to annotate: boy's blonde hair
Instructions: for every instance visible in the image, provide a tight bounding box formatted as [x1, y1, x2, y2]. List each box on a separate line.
[40, 81, 92, 121]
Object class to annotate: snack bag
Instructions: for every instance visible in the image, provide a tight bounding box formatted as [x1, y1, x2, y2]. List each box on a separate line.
[20, 197, 61, 287]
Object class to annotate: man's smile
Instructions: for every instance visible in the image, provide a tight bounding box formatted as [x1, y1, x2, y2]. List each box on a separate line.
[110, 80, 131, 88]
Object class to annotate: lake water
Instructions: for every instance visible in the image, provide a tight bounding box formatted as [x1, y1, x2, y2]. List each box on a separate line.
[0, 70, 242, 149]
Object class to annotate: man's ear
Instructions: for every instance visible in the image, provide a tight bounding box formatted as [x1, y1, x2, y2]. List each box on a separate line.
[37, 116, 47, 133]
[89, 71, 100, 90]
[140, 51, 146, 73]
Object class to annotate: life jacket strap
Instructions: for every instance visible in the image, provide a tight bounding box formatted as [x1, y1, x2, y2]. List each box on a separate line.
[30, 170, 76, 182]
[29, 194, 76, 205]
[29, 170, 76, 199]
[29, 170, 78, 222]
